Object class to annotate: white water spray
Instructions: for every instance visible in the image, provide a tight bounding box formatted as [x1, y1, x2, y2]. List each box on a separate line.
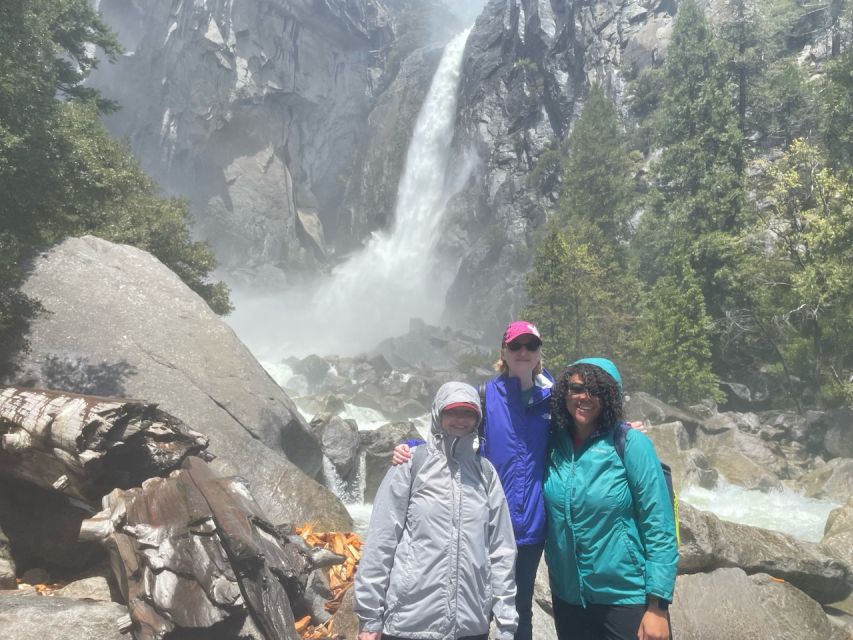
[228, 29, 472, 359]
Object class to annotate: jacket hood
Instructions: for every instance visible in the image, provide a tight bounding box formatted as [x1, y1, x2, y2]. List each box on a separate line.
[430, 381, 483, 438]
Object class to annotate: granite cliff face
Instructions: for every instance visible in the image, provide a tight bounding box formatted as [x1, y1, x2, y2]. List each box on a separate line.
[441, 0, 677, 337]
[92, 0, 395, 281]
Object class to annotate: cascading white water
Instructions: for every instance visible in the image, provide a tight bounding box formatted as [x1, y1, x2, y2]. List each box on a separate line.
[228, 28, 472, 359]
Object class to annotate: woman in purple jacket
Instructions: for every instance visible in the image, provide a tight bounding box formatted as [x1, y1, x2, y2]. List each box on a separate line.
[394, 321, 553, 640]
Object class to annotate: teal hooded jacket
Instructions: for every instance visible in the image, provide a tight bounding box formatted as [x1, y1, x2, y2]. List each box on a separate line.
[543, 423, 678, 606]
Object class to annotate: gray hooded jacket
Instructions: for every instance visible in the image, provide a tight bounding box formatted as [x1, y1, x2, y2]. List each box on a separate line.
[354, 382, 518, 640]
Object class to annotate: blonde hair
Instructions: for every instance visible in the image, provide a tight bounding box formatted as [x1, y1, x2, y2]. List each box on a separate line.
[493, 351, 544, 377]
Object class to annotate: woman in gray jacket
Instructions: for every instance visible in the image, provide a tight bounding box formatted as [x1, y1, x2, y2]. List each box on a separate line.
[354, 381, 519, 640]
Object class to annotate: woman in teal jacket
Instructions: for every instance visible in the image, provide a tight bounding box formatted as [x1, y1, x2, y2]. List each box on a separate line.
[543, 358, 677, 640]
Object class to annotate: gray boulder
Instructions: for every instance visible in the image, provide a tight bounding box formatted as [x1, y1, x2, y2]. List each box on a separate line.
[822, 499, 853, 574]
[0, 595, 128, 640]
[825, 408, 853, 458]
[11, 236, 349, 530]
[361, 422, 423, 503]
[679, 503, 851, 604]
[624, 392, 705, 431]
[671, 568, 846, 640]
[54, 576, 113, 602]
[314, 414, 361, 478]
[0, 524, 14, 589]
[800, 458, 853, 502]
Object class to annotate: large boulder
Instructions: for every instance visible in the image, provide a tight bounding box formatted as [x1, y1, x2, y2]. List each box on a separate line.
[822, 499, 853, 574]
[11, 236, 350, 530]
[361, 422, 423, 503]
[679, 503, 851, 604]
[0, 595, 129, 640]
[693, 413, 788, 490]
[671, 568, 846, 640]
[799, 457, 853, 502]
[824, 407, 853, 458]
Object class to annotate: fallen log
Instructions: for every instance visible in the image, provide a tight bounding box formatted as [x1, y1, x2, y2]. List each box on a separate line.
[0, 386, 211, 503]
[80, 457, 310, 640]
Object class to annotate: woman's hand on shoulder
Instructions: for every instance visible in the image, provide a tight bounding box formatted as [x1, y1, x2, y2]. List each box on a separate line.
[637, 605, 669, 640]
[629, 420, 647, 433]
[391, 444, 412, 466]
[358, 632, 381, 640]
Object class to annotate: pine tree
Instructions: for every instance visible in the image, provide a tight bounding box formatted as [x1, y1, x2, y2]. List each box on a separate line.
[634, 0, 746, 333]
[560, 83, 636, 248]
[632, 261, 720, 404]
[524, 225, 635, 371]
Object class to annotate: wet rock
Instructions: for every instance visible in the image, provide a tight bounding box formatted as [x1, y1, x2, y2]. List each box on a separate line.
[0, 595, 128, 640]
[293, 355, 331, 390]
[682, 449, 719, 490]
[20, 568, 49, 586]
[316, 415, 360, 478]
[671, 568, 845, 640]
[678, 503, 851, 604]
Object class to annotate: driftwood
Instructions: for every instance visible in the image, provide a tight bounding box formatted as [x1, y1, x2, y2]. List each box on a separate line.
[0, 386, 211, 503]
[80, 457, 314, 640]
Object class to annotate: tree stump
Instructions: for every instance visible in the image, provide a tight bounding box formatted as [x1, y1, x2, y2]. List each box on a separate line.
[0, 386, 211, 503]
[80, 457, 309, 640]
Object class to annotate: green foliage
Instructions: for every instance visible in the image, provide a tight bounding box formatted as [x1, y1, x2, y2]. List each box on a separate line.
[635, 0, 747, 323]
[456, 350, 495, 377]
[560, 84, 637, 248]
[822, 49, 853, 172]
[523, 225, 637, 372]
[0, 0, 231, 375]
[527, 148, 562, 193]
[746, 139, 853, 406]
[631, 262, 722, 404]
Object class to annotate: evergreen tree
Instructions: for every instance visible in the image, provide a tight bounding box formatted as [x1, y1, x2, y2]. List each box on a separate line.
[822, 48, 853, 173]
[747, 140, 853, 406]
[524, 225, 635, 371]
[632, 261, 720, 404]
[560, 83, 636, 248]
[634, 0, 746, 333]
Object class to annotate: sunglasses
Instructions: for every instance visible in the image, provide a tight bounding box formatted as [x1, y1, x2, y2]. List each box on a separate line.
[567, 382, 593, 396]
[506, 340, 541, 352]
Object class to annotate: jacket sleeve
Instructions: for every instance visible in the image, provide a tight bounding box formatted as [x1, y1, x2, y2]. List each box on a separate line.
[485, 461, 519, 640]
[623, 429, 679, 602]
[353, 461, 413, 632]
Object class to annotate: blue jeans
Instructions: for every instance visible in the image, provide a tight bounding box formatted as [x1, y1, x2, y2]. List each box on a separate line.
[514, 542, 545, 640]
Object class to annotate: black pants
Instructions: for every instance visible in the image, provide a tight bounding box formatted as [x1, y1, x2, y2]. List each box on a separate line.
[552, 596, 649, 640]
[514, 542, 545, 640]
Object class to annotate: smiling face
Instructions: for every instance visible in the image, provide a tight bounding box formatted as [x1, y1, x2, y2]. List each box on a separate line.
[501, 335, 542, 381]
[440, 407, 479, 438]
[565, 373, 602, 431]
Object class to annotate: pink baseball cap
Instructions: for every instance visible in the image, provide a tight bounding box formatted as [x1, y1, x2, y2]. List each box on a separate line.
[503, 321, 541, 344]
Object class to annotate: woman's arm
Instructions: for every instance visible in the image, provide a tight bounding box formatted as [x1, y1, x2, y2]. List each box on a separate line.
[485, 462, 519, 640]
[622, 431, 679, 603]
[353, 462, 413, 633]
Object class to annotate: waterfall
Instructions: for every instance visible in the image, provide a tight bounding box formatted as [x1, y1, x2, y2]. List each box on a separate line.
[227, 28, 472, 359]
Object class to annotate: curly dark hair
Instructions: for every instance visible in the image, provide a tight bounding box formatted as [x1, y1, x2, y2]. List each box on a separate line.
[551, 363, 624, 435]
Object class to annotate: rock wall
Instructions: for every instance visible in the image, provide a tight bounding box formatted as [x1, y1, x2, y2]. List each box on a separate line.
[91, 0, 394, 278]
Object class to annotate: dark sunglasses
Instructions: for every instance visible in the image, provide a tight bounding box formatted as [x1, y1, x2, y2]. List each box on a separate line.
[567, 382, 593, 396]
[506, 340, 541, 352]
